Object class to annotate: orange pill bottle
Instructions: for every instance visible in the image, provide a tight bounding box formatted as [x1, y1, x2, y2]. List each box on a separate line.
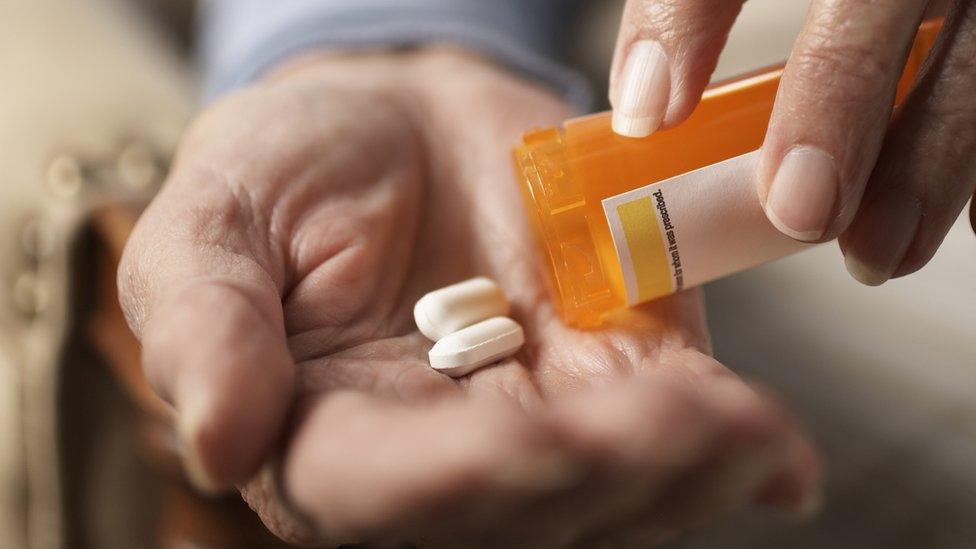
[513, 20, 942, 327]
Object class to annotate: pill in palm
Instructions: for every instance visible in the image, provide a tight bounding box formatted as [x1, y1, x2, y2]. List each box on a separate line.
[428, 317, 525, 378]
[414, 277, 508, 341]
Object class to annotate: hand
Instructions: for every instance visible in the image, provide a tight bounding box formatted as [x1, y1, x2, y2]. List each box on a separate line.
[609, 0, 976, 285]
[119, 48, 821, 547]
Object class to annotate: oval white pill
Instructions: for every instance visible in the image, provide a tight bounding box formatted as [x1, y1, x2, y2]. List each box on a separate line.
[414, 277, 508, 341]
[428, 317, 525, 378]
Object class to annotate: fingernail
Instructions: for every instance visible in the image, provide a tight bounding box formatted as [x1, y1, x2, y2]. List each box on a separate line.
[177, 404, 226, 496]
[844, 254, 889, 287]
[844, 192, 922, 286]
[764, 146, 839, 242]
[611, 40, 670, 138]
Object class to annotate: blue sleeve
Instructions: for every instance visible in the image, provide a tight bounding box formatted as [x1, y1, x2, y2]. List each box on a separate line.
[199, 0, 593, 110]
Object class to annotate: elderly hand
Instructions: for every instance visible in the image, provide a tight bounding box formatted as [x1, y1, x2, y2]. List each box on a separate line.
[610, 0, 976, 285]
[119, 49, 820, 547]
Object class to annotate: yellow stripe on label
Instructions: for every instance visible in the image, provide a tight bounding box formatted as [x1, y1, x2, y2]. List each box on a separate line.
[617, 198, 672, 301]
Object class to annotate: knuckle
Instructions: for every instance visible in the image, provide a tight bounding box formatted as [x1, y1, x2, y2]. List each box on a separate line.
[789, 38, 893, 107]
[923, 94, 976, 139]
[628, 0, 740, 45]
[628, 0, 677, 32]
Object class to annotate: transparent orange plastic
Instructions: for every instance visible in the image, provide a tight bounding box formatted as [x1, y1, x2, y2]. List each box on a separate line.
[513, 21, 942, 327]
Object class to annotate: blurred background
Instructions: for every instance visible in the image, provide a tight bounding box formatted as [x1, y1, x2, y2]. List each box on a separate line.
[0, 0, 972, 547]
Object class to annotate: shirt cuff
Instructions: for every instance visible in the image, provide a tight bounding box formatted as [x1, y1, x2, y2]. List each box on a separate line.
[199, 0, 594, 111]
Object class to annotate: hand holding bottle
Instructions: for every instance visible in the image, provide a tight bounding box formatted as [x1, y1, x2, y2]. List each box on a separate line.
[610, 0, 976, 285]
[118, 48, 820, 546]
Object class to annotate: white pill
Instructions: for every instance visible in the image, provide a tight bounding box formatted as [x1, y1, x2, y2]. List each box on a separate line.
[428, 317, 525, 378]
[414, 277, 509, 341]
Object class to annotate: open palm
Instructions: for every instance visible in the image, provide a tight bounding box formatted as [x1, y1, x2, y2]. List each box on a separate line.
[119, 49, 820, 547]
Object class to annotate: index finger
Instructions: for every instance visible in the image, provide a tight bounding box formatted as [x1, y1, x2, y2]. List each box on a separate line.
[610, 0, 747, 137]
[757, 0, 930, 242]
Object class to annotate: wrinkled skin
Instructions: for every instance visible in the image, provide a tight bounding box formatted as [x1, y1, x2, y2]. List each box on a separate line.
[611, 0, 976, 284]
[119, 49, 820, 547]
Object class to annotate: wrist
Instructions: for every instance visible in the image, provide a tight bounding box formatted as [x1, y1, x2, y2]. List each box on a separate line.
[265, 45, 525, 94]
[260, 46, 571, 133]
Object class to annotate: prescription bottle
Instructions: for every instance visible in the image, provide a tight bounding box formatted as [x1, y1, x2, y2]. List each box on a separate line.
[513, 20, 942, 327]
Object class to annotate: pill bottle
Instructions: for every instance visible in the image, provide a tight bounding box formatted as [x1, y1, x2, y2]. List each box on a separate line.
[513, 20, 941, 327]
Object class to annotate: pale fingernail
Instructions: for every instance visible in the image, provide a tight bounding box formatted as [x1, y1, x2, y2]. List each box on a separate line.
[844, 254, 888, 287]
[177, 404, 226, 496]
[611, 40, 670, 138]
[844, 192, 922, 286]
[764, 146, 839, 242]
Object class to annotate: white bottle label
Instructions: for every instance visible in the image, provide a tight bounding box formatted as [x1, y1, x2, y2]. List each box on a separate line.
[603, 150, 812, 305]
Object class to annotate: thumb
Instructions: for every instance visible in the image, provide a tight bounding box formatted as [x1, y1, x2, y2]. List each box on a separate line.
[610, 0, 745, 137]
[119, 182, 294, 494]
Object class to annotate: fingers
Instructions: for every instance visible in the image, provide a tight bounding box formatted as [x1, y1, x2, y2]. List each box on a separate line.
[758, 0, 930, 242]
[841, 2, 976, 284]
[119, 172, 293, 493]
[281, 392, 584, 545]
[590, 429, 821, 548]
[278, 371, 819, 546]
[610, 0, 746, 137]
[574, 376, 820, 547]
